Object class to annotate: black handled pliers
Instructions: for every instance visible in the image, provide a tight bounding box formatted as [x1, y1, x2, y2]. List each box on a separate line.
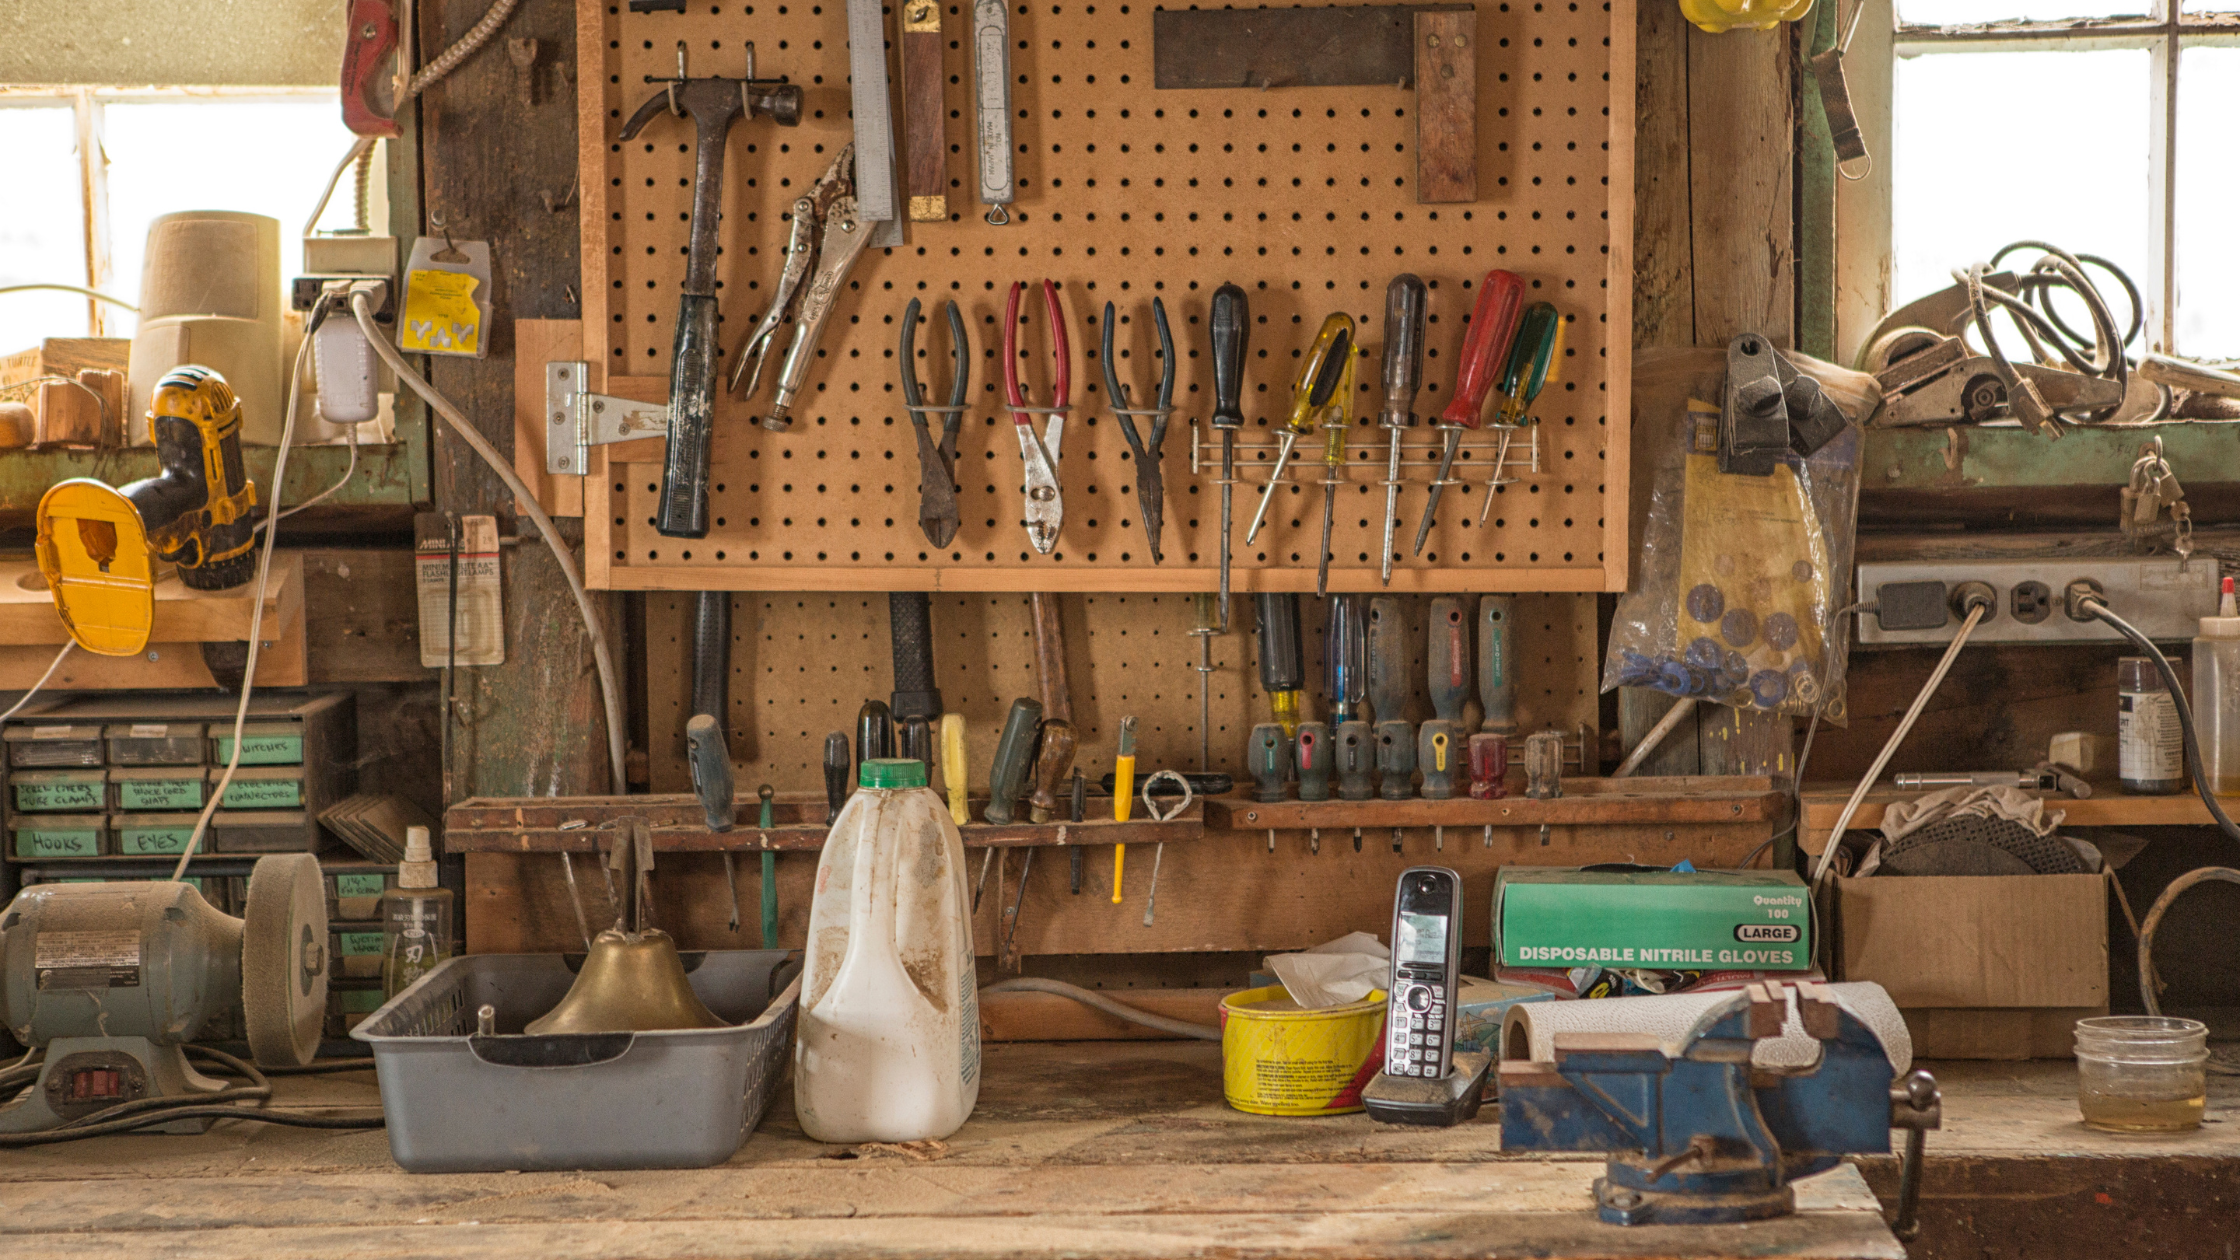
[1101, 297, 1177, 564]
[900, 297, 968, 549]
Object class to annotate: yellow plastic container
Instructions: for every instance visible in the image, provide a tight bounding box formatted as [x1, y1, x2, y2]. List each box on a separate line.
[1218, 985, 1388, 1116]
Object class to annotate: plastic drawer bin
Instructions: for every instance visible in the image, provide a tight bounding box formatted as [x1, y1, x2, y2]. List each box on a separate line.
[353, 949, 799, 1172]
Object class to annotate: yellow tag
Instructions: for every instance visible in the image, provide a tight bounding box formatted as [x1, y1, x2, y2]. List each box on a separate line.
[400, 269, 485, 355]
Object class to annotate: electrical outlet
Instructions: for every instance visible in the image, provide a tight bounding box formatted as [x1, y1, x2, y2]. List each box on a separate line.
[1856, 558, 2217, 646]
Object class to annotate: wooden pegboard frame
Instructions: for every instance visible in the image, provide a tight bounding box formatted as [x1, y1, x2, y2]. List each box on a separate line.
[575, 0, 1635, 593]
[642, 590, 1602, 795]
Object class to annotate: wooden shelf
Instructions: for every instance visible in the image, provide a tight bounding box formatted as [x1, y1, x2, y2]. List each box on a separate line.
[1208, 775, 1784, 832]
[0, 554, 306, 688]
[443, 792, 1203, 853]
[1799, 782, 2218, 853]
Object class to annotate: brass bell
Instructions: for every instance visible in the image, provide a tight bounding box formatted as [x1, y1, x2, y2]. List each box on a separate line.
[525, 927, 725, 1034]
[526, 815, 726, 1035]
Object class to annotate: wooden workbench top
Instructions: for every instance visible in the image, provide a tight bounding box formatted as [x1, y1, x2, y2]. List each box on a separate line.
[0, 1041, 1914, 1260]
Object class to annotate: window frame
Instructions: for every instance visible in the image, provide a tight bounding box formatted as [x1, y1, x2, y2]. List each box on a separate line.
[0, 84, 344, 339]
[1833, 0, 2240, 364]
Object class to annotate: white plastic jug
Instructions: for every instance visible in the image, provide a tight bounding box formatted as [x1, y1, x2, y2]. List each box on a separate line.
[794, 757, 981, 1143]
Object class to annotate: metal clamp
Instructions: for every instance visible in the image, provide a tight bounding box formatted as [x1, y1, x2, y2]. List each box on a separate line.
[545, 361, 668, 475]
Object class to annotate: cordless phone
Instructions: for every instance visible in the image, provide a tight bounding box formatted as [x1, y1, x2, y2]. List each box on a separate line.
[1384, 866, 1463, 1080]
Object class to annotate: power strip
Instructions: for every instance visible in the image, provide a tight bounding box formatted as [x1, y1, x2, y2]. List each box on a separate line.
[1854, 557, 2220, 646]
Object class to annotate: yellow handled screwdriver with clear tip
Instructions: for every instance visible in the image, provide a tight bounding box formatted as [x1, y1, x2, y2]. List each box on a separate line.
[1112, 715, 1137, 902]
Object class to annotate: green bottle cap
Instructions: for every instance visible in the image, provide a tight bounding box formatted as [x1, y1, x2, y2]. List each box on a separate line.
[859, 757, 927, 789]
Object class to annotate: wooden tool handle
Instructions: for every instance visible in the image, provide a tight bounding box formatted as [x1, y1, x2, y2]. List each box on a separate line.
[1028, 718, 1077, 823]
[1029, 591, 1074, 726]
[901, 0, 948, 221]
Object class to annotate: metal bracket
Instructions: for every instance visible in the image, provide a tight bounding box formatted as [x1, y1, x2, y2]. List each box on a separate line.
[545, 361, 670, 474]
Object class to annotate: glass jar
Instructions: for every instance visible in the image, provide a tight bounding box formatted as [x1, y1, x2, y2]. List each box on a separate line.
[2074, 1015, 2209, 1132]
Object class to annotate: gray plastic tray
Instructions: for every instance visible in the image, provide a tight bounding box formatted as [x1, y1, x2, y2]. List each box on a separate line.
[352, 949, 798, 1172]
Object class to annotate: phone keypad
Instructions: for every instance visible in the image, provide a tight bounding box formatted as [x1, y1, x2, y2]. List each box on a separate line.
[1387, 981, 1449, 1079]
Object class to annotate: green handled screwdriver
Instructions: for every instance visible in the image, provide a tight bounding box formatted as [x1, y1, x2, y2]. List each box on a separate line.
[1479, 302, 1562, 524]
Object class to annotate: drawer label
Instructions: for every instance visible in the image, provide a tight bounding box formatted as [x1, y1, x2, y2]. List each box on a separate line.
[215, 734, 303, 764]
[223, 779, 304, 809]
[119, 827, 195, 856]
[16, 781, 102, 811]
[120, 779, 205, 810]
[16, 830, 100, 858]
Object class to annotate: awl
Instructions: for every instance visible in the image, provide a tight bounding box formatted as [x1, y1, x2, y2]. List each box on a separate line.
[1376, 275, 1427, 584]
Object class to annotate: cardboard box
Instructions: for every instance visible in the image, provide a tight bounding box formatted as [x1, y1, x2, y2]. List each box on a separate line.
[1494, 868, 1813, 971]
[1836, 873, 2108, 1059]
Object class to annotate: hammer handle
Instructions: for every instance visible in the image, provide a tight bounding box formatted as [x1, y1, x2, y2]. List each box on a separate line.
[654, 292, 721, 538]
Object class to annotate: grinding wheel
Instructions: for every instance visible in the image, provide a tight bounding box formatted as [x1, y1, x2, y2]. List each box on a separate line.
[242, 853, 330, 1066]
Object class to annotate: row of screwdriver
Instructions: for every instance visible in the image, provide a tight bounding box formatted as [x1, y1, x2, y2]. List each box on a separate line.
[1205, 271, 1563, 622]
[1239, 590, 1569, 852]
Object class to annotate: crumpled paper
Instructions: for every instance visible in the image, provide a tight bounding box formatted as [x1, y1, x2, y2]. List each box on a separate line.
[1266, 931, 1389, 1008]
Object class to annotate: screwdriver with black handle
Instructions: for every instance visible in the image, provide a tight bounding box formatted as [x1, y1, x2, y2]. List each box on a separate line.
[1415, 270, 1524, 557]
[889, 591, 942, 774]
[1247, 314, 1352, 546]
[1479, 302, 1562, 524]
[822, 732, 852, 822]
[1209, 283, 1249, 629]
[1377, 275, 1427, 585]
[1255, 592, 1305, 742]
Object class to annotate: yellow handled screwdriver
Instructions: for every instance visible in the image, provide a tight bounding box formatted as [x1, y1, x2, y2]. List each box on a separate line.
[940, 713, 970, 825]
[1245, 313, 1353, 546]
[1112, 715, 1137, 902]
[1313, 337, 1359, 599]
[1480, 303, 1562, 524]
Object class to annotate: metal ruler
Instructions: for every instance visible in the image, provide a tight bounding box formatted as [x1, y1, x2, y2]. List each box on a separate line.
[845, 0, 904, 247]
[972, 0, 1014, 224]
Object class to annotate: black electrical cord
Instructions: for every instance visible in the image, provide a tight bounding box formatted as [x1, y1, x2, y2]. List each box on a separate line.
[2079, 596, 2240, 1020]
[0, 1045, 384, 1146]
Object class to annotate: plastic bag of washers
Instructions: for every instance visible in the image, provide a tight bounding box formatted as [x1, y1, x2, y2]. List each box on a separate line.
[1602, 343, 1878, 721]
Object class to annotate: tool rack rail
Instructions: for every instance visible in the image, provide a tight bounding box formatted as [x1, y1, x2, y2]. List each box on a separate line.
[1203, 775, 1786, 832]
[443, 794, 1203, 852]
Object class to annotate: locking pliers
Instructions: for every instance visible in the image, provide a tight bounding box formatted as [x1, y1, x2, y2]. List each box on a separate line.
[726, 144, 871, 431]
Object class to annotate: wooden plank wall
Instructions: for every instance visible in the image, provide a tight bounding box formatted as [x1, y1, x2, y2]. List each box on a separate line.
[1618, 5, 1800, 778]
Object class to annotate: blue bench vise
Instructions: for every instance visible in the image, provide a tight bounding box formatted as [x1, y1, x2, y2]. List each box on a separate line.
[1497, 981, 1941, 1230]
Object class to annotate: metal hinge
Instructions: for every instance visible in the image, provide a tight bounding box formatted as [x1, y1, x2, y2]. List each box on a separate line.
[544, 361, 669, 474]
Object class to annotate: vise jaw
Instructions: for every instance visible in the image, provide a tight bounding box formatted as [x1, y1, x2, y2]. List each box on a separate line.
[1498, 981, 1939, 1228]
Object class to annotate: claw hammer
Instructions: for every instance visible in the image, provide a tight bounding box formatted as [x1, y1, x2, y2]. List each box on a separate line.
[620, 44, 803, 540]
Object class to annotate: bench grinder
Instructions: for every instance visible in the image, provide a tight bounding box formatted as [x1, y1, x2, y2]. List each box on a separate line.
[0, 854, 329, 1134]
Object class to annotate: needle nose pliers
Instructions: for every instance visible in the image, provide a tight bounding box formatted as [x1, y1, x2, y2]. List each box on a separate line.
[900, 297, 968, 548]
[1101, 298, 1176, 564]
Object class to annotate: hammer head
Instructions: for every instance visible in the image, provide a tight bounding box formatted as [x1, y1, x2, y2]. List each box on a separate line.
[620, 75, 803, 140]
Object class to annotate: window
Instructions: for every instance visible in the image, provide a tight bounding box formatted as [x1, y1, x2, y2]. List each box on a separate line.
[0, 88, 358, 355]
[1888, 0, 2240, 355]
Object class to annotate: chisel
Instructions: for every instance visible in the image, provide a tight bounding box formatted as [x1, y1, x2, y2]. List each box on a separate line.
[1296, 720, 1332, 854]
[1428, 596, 1471, 727]
[1070, 768, 1086, 894]
[1376, 275, 1427, 584]
[857, 699, 893, 769]
[1209, 284, 1249, 628]
[1326, 593, 1368, 724]
[1250, 722, 1291, 850]
[1414, 270, 1523, 556]
[1368, 596, 1413, 849]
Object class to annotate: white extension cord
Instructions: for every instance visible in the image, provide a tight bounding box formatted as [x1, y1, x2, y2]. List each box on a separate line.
[1808, 601, 1988, 887]
[351, 291, 629, 791]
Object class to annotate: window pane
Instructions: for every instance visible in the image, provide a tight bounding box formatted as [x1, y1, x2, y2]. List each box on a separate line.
[103, 96, 350, 339]
[2176, 46, 2240, 356]
[1900, 0, 2146, 25]
[0, 106, 90, 354]
[1892, 50, 2150, 330]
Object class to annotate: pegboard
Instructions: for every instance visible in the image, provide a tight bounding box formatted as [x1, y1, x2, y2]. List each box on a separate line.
[574, 0, 1636, 593]
[642, 590, 1602, 794]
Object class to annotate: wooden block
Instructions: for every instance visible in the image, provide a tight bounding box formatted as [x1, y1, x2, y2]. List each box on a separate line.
[33, 378, 103, 448]
[76, 368, 126, 445]
[0, 337, 130, 388]
[0, 402, 31, 449]
[1414, 7, 1478, 204]
[512, 319, 585, 517]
